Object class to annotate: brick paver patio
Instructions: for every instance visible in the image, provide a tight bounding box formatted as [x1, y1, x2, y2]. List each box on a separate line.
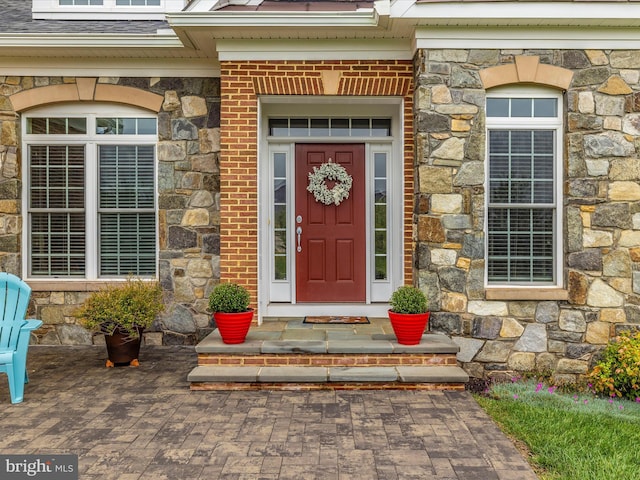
[0, 345, 538, 479]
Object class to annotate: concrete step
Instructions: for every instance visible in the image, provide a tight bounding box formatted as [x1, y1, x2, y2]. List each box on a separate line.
[195, 332, 461, 355]
[189, 321, 468, 391]
[189, 365, 469, 384]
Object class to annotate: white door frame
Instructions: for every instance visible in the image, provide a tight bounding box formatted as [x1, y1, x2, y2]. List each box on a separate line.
[257, 96, 405, 321]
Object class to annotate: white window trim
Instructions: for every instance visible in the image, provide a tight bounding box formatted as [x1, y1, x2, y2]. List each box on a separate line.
[484, 86, 564, 290]
[258, 98, 404, 319]
[32, 0, 185, 20]
[21, 103, 159, 282]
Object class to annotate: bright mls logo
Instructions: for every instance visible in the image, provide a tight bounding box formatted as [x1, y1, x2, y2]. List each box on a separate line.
[0, 455, 77, 479]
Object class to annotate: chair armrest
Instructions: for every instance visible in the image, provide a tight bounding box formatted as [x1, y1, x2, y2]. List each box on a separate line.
[22, 319, 43, 331]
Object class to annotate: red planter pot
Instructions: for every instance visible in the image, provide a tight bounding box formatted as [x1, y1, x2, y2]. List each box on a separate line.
[388, 310, 430, 345]
[213, 309, 254, 344]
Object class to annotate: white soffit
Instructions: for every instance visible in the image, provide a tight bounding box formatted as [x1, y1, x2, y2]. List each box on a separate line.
[396, 1, 640, 27]
[415, 26, 640, 50]
[216, 39, 413, 61]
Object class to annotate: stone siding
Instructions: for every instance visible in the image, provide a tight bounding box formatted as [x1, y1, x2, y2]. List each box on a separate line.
[415, 49, 640, 381]
[0, 76, 221, 345]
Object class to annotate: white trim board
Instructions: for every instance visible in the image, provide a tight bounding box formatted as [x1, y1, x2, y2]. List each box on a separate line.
[397, 2, 640, 27]
[415, 26, 640, 50]
[0, 57, 220, 78]
[257, 97, 405, 322]
[215, 39, 413, 61]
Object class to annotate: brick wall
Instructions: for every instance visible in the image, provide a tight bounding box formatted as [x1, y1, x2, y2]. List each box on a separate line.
[219, 60, 415, 308]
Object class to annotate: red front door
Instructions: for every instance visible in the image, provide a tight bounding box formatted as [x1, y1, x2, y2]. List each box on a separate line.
[295, 144, 366, 302]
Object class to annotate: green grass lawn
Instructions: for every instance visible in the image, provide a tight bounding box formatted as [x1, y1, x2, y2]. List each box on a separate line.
[475, 380, 640, 480]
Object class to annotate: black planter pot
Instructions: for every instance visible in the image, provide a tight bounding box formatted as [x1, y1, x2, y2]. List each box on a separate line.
[104, 326, 143, 367]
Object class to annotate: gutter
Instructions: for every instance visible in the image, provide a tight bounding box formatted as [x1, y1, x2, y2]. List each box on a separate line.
[0, 32, 184, 49]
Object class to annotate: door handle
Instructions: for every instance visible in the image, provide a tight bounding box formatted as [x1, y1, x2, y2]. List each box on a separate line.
[296, 226, 302, 252]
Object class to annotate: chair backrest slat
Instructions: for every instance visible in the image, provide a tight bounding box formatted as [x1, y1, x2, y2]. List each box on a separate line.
[0, 273, 30, 350]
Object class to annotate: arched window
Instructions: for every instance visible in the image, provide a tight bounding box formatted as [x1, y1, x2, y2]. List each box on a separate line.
[23, 104, 158, 279]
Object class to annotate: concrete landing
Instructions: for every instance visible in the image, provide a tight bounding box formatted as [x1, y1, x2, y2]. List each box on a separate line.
[188, 318, 468, 390]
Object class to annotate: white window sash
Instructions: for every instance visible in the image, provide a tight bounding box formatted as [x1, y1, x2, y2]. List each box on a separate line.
[485, 88, 563, 287]
[22, 106, 158, 281]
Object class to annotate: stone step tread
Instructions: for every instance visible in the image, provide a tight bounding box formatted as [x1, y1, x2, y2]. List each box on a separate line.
[188, 365, 469, 384]
[196, 333, 460, 355]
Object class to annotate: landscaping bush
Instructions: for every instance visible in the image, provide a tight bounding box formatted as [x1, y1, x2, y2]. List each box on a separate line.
[208, 282, 251, 313]
[588, 330, 640, 401]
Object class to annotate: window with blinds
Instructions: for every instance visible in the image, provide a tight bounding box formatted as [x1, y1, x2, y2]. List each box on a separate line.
[29, 145, 86, 276]
[98, 145, 156, 276]
[25, 111, 157, 279]
[486, 93, 562, 285]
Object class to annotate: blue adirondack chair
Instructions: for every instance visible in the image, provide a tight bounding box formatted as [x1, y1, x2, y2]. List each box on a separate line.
[0, 273, 42, 403]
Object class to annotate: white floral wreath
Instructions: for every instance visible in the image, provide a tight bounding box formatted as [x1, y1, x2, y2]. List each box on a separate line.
[307, 160, 353, 206]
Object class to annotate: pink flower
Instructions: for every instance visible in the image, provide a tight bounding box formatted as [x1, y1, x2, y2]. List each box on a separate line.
[513, 394, 519, 400]
[635, 397, 640, 403]
[548, 386, 557, 394]
[535, 383, 543, 393]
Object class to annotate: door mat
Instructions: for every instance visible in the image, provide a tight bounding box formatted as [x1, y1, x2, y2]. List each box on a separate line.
[303, 316, 370, 324]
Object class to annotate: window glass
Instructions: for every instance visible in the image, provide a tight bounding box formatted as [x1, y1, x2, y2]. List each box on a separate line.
[289, 118, 309, 137]
[60, 0, 104, 4]
[97, 117, 157, 135]
[268, 118, 391, 137]
[371, 118, 391, 137]
[29, 145, 86, 276]
[27, 118, 87, 135]
[486, 98, 509, 117]
[511, 98, 532, 117]
[351, 118, 370, 136]
[330, 118, 349, 137]
[486, 93, 560, 284]
[273, 152, 288, 281]
[116, 0, 160, 4]
[373, 152, 388, 280]
[310, 118, 329, 137]
[26, 112, 157, 279]
[534, 98, 557, 117]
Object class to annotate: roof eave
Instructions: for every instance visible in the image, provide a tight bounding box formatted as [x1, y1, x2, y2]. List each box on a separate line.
[166, 10, 380, 29]
[0, 32, 184, 49]
[399, 1, 640, 28]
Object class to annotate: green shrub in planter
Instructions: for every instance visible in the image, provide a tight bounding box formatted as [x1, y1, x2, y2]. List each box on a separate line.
[389, 285, 428, 314]
[208, 282, 251, 313]
[75, 277, 164, 339]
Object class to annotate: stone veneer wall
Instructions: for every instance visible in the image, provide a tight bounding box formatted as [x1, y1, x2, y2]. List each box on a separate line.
[416, 49, 640, 382]
[0, 76, 221, 345]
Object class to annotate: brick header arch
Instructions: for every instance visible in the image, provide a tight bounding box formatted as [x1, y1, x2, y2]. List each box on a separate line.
[253, 70, 412, 96]
[9, 78, 163, 112]
[479, 56, 573, 90]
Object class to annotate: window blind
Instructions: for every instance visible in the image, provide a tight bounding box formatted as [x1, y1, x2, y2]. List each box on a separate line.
[98, 145, 156, 276]
[487, 129, 555, 283]
[29, 145, 86, 276]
